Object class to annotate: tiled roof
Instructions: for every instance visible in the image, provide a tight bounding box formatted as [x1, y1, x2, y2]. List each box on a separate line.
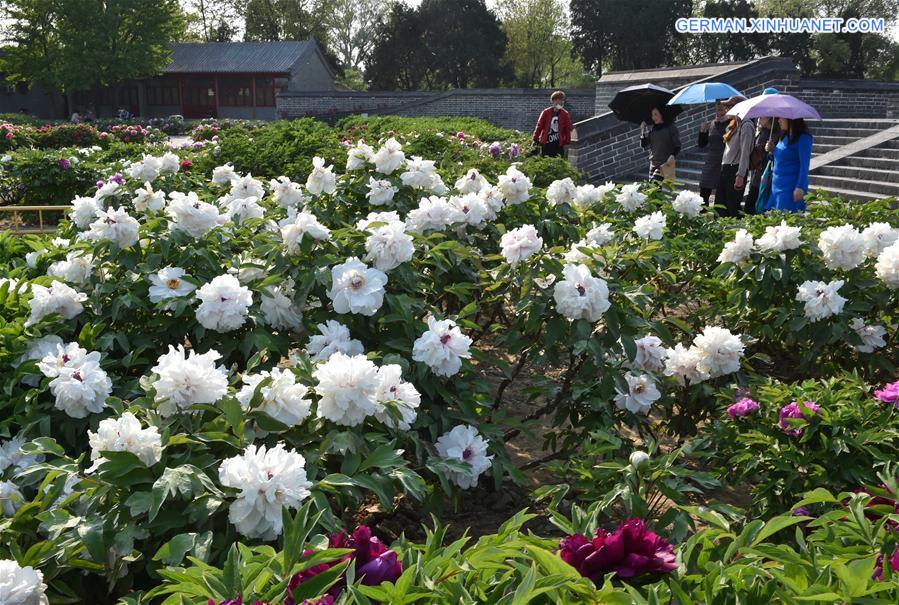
[164, 41, 314, 74]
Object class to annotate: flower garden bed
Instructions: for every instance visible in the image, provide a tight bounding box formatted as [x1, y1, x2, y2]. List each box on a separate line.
[0, 116, 898, 603]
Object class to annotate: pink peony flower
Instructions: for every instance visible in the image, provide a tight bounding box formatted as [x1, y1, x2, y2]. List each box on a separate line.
[874, 548, 899, 581]
[874, 381, 899, 406]
[778, 401, 821, 436]
[559, 518, 677, 581]
[727, 397, 760, 419]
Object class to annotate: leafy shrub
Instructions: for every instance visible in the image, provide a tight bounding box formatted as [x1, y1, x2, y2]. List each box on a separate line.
[30, 123, 104, 148]
[338, 115, 521, 144]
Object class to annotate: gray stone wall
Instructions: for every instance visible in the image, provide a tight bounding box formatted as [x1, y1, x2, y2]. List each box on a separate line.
[796, 80, 899, 118]
[277, 88, 597, 131]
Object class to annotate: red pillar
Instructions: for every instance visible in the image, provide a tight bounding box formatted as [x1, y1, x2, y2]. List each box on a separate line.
[178, 76, 184, 117]
[251, 75, 257, 120]
[214, 75, 220, 118]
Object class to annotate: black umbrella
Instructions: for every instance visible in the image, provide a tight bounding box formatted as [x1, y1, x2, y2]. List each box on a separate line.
[608, 83, 683, 125]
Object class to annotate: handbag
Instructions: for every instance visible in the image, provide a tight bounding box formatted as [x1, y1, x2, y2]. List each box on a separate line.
[755, 159, 773, 213]
[749, 145, 766, 171]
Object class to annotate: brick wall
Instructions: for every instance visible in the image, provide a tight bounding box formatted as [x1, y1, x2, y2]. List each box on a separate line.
[570, 57, 800, 183]
[795, 80, 899, 118]
[277, 88, 596, 131]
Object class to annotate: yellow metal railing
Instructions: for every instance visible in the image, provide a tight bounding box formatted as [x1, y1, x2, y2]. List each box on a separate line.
[0, 206, 70, 234]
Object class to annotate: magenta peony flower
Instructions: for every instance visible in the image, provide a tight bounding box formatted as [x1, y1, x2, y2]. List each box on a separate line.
[285, 525, 402, 605]
[509, 143, 520, 158]
[208, 597, 264, 605]
[727, 397, 760, 419]
[110, 173, 125, 185]
[488, 142, 502, 157]
[559, 518, 677, 581]
[791, 506, 812, 517]
[874, 381, 899, 406]
[58, 158, 71, 170]
[873, 548, 899, 580]
[778, 401, 821, 436]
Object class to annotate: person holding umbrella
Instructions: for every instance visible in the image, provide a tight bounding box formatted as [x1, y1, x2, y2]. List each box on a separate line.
[640, 107, 681, 181]
[697, 99, 729, 206]
[717, 95, 754, 217]
[744, 87, 781, 214]
[726, 93, 820, 213]
[766, 118, 813, 212]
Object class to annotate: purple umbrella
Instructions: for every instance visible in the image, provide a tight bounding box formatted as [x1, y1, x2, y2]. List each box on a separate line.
[725, 94, 821, 121]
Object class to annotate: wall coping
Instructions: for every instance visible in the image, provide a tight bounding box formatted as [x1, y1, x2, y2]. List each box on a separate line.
[800, 79, 899, 91]
[599, 60, 750, 80]
[277, 87, 595, 99]
[574, 56, 798, 141]
[598, 61, 751, 83]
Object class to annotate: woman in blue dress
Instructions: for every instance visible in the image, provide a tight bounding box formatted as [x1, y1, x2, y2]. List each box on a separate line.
[765, 118, 813, 212]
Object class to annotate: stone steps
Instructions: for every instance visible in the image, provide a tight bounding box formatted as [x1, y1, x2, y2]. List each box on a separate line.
[808, 173, 899, 196]
[855, 146, 899, 160]
[814, 164, 899, 184]
[839, 155, 899, 171]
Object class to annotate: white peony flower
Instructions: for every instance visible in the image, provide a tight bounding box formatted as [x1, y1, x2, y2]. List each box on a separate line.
[718, 229, 755, 264]
[796, 279, 846, 322]
[328, 257, 387, 316]
[83, 206, 139, 248]
[756, 220, 802, 253]
[428, 173, 448, 195]
[0, 436, 43, 474]
[692, 326, 744, 380]
[71, 196, 102, 229]
[95, 180, 122, 201]
[0, 559, 49, 605]
[212, 163, 239, 186]
[305, 156, 337, 196]
[405, 196, 464, 233]
[573, 183, 601, 210]
[449, 193, 489, 229]
[633, 211, 666, 240]
[346, 140, 374, 171]
[236, 368, 311, 426]
[167, 191, 220, 238]
[616, 183, 646, 212]
[37, 341, 94, 378]
[25, 282, 86, 327]
[497, 166, 531, 205]
[195, 274, 253, 332]
[500, 224, 543, 266]
[818, 224, 865, 271]
[400, 156, 439, 190]
[596, 181, 617, 200]
[629, 450, 651, 469]
[546, 177, 578, 206]
[434, 425, 493, 489]
[306, 320, 364, 361]
[47, 251, 93, 286]
[663, 343, 703, 386]
[552, 263, 611, 321]
[15, 335, 63, 385]
[875, 242, 899, 289]
[454, 168, 489, 194]
[371, 137, 405, 174]
[614, 373, 661, 414]
[357, 210, 402, 231]
[151, 345, 229, 416]
[221, 195, 265, 223]
[127, 154, 162, 182]
[47, 358, 111, 418]
[373, 364, 420, 430]
[25, 251, 43, 269]
[313, 352, 380, 426]
[861, 222, 899, 258]
[412, 316, 472, 377]
[219, 443, 312, 540]
[630, 335, 667, 372]
[87, 412, 162, 471]
[365, 221, 414, 271]
[0, 481, 25, 516]
[672, 190, 704, 218]
[148, 266, 197, 304]
[158, 152, 180, 175]
[366, 177, 398, 206]
[229, 174, 265, 200]
[260, 279, 303, 331]
[279, 209, 332, 253]
[132, 182, 166, 212]
[478, 185, 505, 220]
[268, 176, 307, 209]
[849, 318, 887, 353]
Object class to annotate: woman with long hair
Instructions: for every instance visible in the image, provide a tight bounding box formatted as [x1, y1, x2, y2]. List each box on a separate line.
[716, 95, 754, 217]
[640, 107, 681, 181]
[766, 118, 813, 212]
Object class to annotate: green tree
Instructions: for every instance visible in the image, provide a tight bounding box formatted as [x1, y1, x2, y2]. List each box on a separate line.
[321, 0, 393, 73]
[496, 0, 593, 88]
[182, 0, 241, 42]
[367, 0, 508, 90]
[1, 0, 185, 115]
[570, 0, 693, 75]
[683, 0, 772, 64]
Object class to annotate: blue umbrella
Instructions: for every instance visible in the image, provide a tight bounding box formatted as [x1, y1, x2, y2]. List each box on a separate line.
[667, 82, 743, 105]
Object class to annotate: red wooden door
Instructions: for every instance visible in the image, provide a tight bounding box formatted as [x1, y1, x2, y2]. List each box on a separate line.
[182, 77, 217, 119]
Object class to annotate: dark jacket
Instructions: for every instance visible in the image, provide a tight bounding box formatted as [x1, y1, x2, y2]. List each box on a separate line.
[533, 107, 573, 146]
[640, 122, 681, 166]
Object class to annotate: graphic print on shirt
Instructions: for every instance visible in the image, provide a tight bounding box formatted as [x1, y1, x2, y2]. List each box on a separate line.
[547, 113, 560, 144]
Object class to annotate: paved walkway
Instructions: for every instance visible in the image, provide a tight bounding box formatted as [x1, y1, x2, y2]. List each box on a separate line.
[167, 135, 193, 148]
